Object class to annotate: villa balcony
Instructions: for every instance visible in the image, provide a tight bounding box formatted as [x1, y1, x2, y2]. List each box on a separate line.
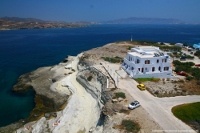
[142, 63, 154, 67]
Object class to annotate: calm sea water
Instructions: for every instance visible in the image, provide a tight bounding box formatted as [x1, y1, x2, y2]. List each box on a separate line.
[0, 24, 200, 127]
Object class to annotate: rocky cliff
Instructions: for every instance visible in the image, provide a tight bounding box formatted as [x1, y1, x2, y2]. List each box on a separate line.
[76, 67, 111, 104]
[0, 57, 74, 132]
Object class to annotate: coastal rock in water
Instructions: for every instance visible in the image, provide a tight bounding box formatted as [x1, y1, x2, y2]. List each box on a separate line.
[11, 57, 74, 125]
[13, 66, 68, 110]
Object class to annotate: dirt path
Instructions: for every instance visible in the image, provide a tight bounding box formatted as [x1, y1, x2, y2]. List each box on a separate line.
[53, 53, 100, 133]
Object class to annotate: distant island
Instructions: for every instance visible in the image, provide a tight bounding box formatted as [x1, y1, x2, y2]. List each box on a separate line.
[1, 16, 198, 30]
[101, 17, 186, 24]
[0, 17, 97, 30]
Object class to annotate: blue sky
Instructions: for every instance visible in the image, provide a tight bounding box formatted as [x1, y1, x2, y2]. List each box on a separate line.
[0, 0, 200, 23]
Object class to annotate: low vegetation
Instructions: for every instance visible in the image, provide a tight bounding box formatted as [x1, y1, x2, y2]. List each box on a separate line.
[135, 78, 160, 83]
[194, 50, 200, 58]
[173, 60, 200, 80]
[87, 75, 93, 81]
[172, 102, 200, 131]
[169, 52, 194, 59]
[159, 45, 182, 52]
[101, 56, 123, 63]
[121, 120, 140, 132]
[127, 41, 182, 52]
[173, 60, 195, 72]
[111, 88, 117, 91]
[114, 92, 126, 99]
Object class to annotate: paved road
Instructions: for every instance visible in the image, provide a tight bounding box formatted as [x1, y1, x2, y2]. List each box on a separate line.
[101, 62, 200, 132]
[119, 78, 200, 133]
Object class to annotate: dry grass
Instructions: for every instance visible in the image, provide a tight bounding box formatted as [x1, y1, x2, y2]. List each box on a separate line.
[179, 79, 200, 95]
[113, 119, 140, 133]
[144, 78, 200, 97]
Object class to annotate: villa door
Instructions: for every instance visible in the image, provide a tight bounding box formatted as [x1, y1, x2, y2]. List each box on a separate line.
[152, 67, 155, 72]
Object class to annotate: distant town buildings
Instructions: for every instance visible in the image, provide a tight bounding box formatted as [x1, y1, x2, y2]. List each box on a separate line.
[122, 46, 173, 78]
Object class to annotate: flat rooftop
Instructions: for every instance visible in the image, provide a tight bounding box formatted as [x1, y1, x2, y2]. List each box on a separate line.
[130, 46, 166, 58]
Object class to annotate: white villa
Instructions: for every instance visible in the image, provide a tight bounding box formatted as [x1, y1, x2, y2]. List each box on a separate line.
[121, 46, 173, 78]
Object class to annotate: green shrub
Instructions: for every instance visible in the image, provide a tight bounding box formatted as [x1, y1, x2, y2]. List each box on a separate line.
[101, 56, 123, 63]
[172, 102, 200, 123]
[122, 120, 140, 132]
[111, 88, 117, 91]
[154, 91, 159, 95]
[186, 76, 193, 81]
[87, 76, 93, 81]
[128, 46, 133, 50]
[191, 68, 200, 80]
[173, 61, 195, 73]
[115, 92, 126, 99]
[135, 78, 160, 82]
[185, 55, 194, 59]
[194, 50, 200, 58]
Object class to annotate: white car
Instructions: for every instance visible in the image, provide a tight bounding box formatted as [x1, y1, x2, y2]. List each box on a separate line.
[128, 101, 140, 110]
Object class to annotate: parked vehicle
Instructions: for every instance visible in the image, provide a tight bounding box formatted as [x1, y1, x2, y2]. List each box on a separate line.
[137, 84, 146, 90]
[180, 56, 186, 61]
[195, 64, 200, 67]
[128, 101, 140, 110]
[176, 71, 188, 76]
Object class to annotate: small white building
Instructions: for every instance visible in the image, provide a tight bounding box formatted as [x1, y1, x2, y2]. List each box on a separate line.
[121, 46, 173, 78]
[175, 43, 183, 47]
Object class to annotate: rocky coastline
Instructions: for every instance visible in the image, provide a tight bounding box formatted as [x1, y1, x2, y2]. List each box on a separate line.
[0, 52, 112, 133]
[2, 41, 191, 133]
[0, 57, 73, 132]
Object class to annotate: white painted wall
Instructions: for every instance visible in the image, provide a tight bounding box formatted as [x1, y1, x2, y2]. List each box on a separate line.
[122, 47, 172, 78]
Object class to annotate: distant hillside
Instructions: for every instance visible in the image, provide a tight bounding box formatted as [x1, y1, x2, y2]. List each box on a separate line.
[102, 17, 184, 24]
[0, 17, 90, 30]
[0, 16, 44, 22]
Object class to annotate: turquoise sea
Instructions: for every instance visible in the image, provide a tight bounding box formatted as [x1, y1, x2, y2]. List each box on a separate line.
[0, 24, 200, 127]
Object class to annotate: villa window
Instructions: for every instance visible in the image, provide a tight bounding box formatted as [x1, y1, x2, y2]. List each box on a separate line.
[158, 66, 161, 71]
[157, 59, 159, 63]
[136, 59, 140, 64]
[145, 60, 150, 64]
[152, 67, 155, 72]
[164, 67, 169, 71]
[162, 59, 167, 63]
[142, 68, 144, 73]
[138, 68, 140, 71]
